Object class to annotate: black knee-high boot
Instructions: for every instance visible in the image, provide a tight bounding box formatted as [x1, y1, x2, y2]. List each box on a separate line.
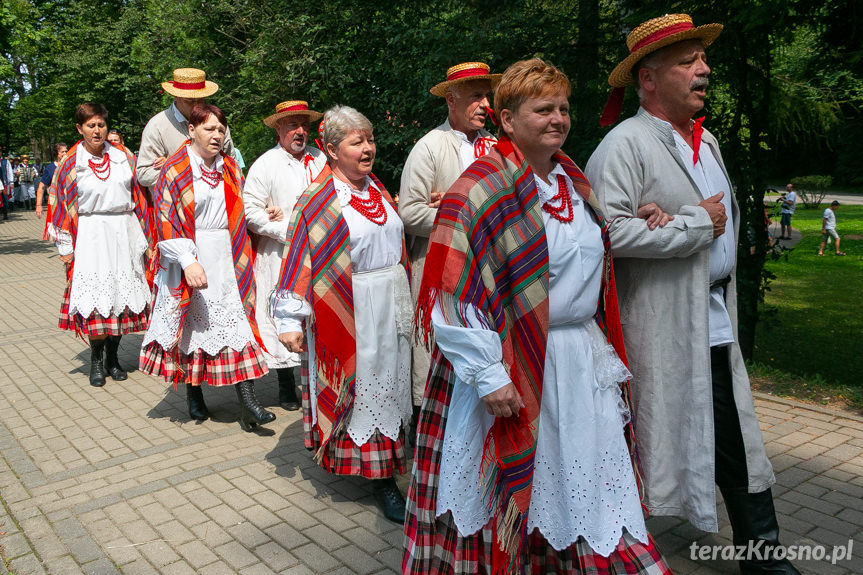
[186, 384, 209, 421]
[104, 336, 128, 380]
[277, 368, 300, 411]
[721, 486, 801, 574]
[89, 339, 107, 387]
[235, 380, 275, 431]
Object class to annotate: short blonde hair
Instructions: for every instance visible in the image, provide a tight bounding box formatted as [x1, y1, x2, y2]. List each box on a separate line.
[495, 58, 571, 116]
[322, 105, 373, 160]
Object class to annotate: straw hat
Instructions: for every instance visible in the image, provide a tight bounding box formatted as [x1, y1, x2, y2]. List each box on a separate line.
[263, 101, 323, 129]
[429, 62, 502, 97]
[161, 68, 219, 98]
[608, 14, 722, 88]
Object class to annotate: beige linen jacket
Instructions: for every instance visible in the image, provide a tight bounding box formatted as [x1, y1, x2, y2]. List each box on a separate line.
[584, 107, 775, 532]
[136, 105, 234, 190]
[399, 119, 495, 404]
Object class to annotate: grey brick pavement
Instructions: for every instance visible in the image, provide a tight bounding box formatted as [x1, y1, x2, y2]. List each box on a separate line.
[1, 209, 861, 574]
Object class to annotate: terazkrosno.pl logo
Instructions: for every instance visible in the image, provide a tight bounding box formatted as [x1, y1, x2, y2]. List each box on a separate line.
[690, 539, 854, 565]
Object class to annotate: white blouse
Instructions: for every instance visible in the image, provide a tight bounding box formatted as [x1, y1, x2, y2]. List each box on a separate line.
[157, 147, 227, 270]
[243, 145, 326, 242]
[55, 143, 134, 255]
[273, 175, 403, 334]
[432, 163, 604, 395]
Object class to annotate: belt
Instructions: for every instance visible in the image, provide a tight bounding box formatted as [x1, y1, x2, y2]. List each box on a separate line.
[710, 275, 731, 290]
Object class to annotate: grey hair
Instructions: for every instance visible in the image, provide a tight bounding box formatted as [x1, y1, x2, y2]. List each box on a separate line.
[322, 105, 373, 158]
[633, 50, 664, 101]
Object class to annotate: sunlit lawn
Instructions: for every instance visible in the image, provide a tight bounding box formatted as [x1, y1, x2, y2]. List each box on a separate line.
[752, 204, 863, 410]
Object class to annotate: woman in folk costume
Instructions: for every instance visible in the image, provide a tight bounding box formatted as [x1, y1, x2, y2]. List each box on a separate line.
[272, 105, 412, 523]
[140, 104, 277, 431]
[244, 101, 327, 411]
[44, 103, 155, 388]
[403, 59, 671, 574]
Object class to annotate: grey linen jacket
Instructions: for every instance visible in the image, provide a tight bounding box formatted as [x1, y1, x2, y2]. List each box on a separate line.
[398, 119, 495, 404]
[585, 107, 775, 532]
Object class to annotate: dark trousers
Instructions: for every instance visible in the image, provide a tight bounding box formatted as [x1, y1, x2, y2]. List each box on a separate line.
[712, 345, 749, 488]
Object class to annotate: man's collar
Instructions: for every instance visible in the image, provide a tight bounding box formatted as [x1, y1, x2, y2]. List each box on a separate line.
[170, 102, 187, 124]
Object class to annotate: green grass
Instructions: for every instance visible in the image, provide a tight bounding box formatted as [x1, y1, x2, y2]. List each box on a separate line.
[752, 204, 863, 409]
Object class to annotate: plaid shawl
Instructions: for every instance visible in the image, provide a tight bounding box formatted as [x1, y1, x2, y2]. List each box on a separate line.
[405, 136, 629, 574]
[275, 165, 408, 470]
[43, 141, 156, 338]
[154, 143, 266, 379]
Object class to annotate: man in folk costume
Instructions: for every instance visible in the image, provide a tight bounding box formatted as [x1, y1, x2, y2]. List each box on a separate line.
[404, 58, 670, 575]
[585, 14, 799, 574]
[244, 101, 326, 411]
[137, 68, 235, 192]
[399, 62, 499, 435]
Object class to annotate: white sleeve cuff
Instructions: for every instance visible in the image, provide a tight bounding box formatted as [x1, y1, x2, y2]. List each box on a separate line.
[178, 251, 198, 270]
[56, 231, 73, 256]
[278, 317, 304, 334]
[474, 362, 512, 398]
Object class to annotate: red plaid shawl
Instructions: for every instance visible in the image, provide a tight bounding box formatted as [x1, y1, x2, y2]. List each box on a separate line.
[275, 165, 408, 470]
[154, 143, 266, 381]
[405, 136, 630, 574]
[43, 141, 156, 338]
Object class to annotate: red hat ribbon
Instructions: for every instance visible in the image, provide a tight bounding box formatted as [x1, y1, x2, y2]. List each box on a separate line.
[599, 87, 626, 127]
[170, 80, 207, 90]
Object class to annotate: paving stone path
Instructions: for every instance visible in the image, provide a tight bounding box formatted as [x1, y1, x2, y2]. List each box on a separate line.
[0, 209, 860, 574]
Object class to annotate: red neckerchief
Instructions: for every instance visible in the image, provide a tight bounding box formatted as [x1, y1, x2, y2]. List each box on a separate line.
[692, 117, 705, 166]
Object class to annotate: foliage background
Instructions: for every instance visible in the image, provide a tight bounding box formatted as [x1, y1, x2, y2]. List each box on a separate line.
[2, 0, 862, 366]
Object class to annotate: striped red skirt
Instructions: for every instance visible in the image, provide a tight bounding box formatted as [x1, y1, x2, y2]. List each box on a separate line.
[139, 341, 268, 387]
[301, 376, 406, 479]
[59, 299, 150, 337]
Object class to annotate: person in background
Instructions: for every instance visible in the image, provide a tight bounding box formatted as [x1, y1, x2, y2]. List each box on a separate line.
[0, 145, 10, 220]
[779, 182, 797, 240]
[44, 103, 154, 387]
[272, 105, 411, 524]
[818, 200, 845, 256]
[136, 68, 234, 193]
[243, 100, 327, 411]
[107, 129, 125, 147]
[139, 103, 276, 432]
[36, 143, 69, 218]
[15, 155, 39, 210]
[399, 61, 500, 442]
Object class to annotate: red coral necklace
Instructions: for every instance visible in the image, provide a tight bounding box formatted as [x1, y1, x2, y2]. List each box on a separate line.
[200, 165, 221, 188]
[349, 185, 387, 226]
[88, 153, 111, 181]
[541, 174, 574, 223]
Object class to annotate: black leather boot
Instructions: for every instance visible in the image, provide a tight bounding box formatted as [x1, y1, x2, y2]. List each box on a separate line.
[235, 380, 275, 431]
[277, 368, 300, 411]
[89, 338, 107, 387]
[104, 336, 128, 380]
[186, 384, 209, 421]
[373, 477, 406, 524]
[721, 486, 802, 574]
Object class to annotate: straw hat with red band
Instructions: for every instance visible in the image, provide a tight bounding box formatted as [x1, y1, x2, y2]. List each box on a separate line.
[429, 62, 502, 97]
[161, 68, 219, 98]
[599, 14, 722, 127]
[263, 101, 323, 129]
